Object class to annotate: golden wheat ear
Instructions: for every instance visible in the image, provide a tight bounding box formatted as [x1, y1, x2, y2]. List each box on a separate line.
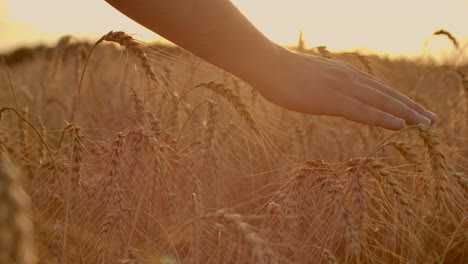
[195, 81, 259, 133]
[77, 31, 159, 100]
[98, 31, 159, 84]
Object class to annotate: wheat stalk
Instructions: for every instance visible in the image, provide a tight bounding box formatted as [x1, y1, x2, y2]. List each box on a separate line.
[189, 193, 202, 264]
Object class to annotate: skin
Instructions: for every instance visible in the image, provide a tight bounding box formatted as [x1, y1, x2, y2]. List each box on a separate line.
[104, 0, 437, 130]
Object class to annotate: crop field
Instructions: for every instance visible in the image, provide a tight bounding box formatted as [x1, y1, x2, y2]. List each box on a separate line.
[0, 31, 467, 263]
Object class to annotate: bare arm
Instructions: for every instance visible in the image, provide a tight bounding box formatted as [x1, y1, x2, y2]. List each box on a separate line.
[104, 0, 436, 130]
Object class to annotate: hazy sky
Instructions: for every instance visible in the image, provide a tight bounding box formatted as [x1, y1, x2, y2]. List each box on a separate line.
[1, 0, 467, 54]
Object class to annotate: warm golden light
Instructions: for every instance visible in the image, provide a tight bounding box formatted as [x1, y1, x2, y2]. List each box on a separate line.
[1, 0, 467, 54]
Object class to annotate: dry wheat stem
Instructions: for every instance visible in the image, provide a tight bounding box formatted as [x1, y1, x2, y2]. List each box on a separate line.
[190, 193, 202, 264]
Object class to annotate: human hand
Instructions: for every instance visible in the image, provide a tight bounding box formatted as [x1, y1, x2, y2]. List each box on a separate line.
[249, 48, 436, 130]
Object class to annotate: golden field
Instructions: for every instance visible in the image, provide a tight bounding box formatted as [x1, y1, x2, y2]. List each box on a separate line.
[0, 32, 467, 263]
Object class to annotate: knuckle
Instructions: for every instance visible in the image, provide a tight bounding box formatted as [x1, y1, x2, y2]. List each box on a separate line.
[395, 105, 412, 119]
[408, 100, 419, 111]
[350, 64, 360, 72]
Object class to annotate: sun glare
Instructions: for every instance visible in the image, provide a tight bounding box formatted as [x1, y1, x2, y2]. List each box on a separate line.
[1, 0, 467, 54]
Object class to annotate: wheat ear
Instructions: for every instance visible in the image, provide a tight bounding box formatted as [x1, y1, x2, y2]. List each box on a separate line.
[195, 81, 259, 133]
[99, 31, 158, 83]
[365, 159, 415, 216]
[74, 31, 159, 120]
[206, 210, 279, 264]
[101, 133, 126, 210]
[416, 125, 448, 207]
[68, 126, 85, 189]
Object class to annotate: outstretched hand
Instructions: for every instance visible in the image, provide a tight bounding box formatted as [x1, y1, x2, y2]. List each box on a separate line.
[249, 48, 436, 130]
[104, 0, 436, 130]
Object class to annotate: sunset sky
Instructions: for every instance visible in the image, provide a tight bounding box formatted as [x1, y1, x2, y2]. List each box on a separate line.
[1, 0, 467, 55]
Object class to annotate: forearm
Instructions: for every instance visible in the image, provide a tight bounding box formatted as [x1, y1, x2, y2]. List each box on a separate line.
[104, 0, 284, 83]
[104, 0, 436, 130]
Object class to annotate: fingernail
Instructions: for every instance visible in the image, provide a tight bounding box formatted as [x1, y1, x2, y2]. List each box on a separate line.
[420, 116, 431, 126]
[394, 118, 405, 129]
[426, 111, 437, 123]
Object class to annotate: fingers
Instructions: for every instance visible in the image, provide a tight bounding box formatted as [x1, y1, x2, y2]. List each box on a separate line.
[345, 82, 432, 126]
[358, 74, 437, 123]
[358, 70, 389, 86]
[336, 96, 405, 130]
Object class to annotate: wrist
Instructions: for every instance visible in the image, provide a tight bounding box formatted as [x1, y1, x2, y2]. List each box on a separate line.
[233, 42, 289, 85]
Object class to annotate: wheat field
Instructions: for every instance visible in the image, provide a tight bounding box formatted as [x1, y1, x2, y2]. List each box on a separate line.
[0, 31, 467, 264]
